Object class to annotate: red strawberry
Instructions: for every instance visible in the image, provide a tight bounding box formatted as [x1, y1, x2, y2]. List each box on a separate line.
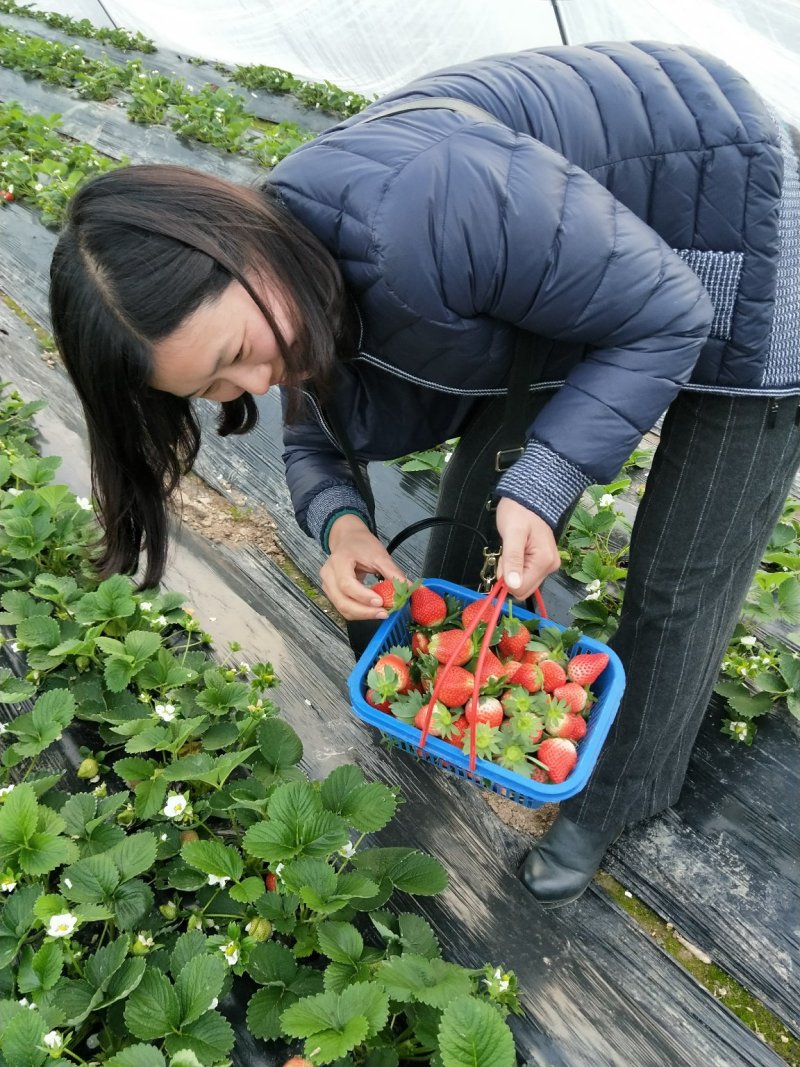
[1, 191, 14, 202]
[446, 714, 470, 746]
[410, 586, 447, 626]
[429, 629, 473, 666]
[414, 700, 451, 736]
[265, 872, 278, 891]
[539, 659, 567, 693]
[464, 695, 504, 728]
[370, 653, 411, 695]
[474, 650, 509, 687]
[552, 681, 588, 714]
[521, 649, 548, 665]
[371, 578, 411, 611]
[411, 631, 430, 657]
[535, 738, 577, 783]
[531, 765, 550, 783]
[283, 1059, 314, 1067]
[567, 652, 609, 686]
[434, 665, 475, 708]
[461, 600, 488, 629]
[562, 713, 587, 741]
[498, 620, 529, 660]
[365, 688, 391, 713]
[509, 662, 542, 693]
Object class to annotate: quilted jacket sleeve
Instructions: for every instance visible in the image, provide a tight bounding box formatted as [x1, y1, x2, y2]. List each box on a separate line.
[382, 126, 715, 530]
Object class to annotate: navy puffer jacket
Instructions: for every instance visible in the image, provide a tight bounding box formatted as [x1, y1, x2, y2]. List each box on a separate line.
[270, 41, 798, 547]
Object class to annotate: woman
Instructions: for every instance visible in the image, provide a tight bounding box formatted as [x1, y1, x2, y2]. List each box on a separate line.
[49, 41, 800, 907]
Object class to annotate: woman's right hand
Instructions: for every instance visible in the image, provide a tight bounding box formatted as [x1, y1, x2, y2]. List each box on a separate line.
[320, 514, 408, 621]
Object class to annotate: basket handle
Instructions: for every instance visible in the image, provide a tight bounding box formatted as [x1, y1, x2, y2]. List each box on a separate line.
[418, 578, 510, 772]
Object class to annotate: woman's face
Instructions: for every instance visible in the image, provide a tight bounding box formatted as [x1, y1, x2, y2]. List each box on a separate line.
[149, 278, 297, 403]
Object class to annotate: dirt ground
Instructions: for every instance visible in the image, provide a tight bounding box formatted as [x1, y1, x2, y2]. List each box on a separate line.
[177, 472, 559, 839]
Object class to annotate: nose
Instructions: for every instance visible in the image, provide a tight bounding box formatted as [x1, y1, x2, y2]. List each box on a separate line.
[232, 364, 272, 397]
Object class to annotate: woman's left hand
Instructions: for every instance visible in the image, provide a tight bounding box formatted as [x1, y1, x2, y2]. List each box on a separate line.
[494, 497, 561, 599]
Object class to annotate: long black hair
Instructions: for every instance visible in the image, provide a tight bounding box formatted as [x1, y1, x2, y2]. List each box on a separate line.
[49, 164, 354, 587]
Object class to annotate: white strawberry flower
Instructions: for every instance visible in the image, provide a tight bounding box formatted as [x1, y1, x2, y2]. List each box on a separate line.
[34, 183, 43, 192]
[139, 601, 153, 612]
[337, 840, 356, 859]
[207, 874, 230, 887]
[76, 496, 92, 510]
[9, 642, 20, 653]
[274, 862, 285, 882]
[0, 784, 15, 798]
[19, 997, 36, 1009]
[155, 703, 176, 722]
[163, 793, 188, 819]
[136, 932, 154, 947]
[220, 941, 239, 966]
[599, 493, 615, 508]
[739, 635, 757, 647]
[86, 1034, 101, 1050]
[1, 875, 17, 892]
[43, 1030, 63, 1050]
[47, 913, 77, 938]
[0, 722, 7, 734]
[238, 661, 250, 672]
[156, 614, 168, 626]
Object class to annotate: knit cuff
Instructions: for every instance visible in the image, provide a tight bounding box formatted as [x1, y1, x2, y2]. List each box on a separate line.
[495, 439, 592, 529]
[306, 485, 371, 550]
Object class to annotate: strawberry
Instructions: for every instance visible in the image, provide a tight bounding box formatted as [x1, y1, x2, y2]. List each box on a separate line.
[535, 737, 577, 783]
[509, 662, 542, 693]
[567, 652, 609, 686]
[474, 650, 509, 687]
[539, 659, 567, 692]
[1, 191, 13, 202]
[461, 599, 488, 629]
[434, 664, 475, 708]
[369, 653, 411, 696]
[552, 681, 588, 714]
[371, 577, 412, 611]
[521, 648, 548, 665]
[411, 631, 429, 657]
[410, 586, 447, 626]
[365, 688, 391, 713]
[429, 628, 473, 666]
[265, 872, 278, 891]
[282, 1059, 314, 1067]
[465, 695, 504, 728]
[498, 620, 529, 660]
[414, 700, 451, 736]
[531, 765, 550, 783]
[445, 714, 470, 746]
[562, 713, 587, 741]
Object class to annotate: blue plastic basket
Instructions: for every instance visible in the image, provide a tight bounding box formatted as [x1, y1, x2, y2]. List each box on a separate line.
[348, 578, 625, 808]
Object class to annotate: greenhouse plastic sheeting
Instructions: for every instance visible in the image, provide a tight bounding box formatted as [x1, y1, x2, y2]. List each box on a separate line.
[29, 0, 800, 120]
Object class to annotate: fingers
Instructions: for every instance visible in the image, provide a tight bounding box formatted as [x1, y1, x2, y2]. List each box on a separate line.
[495, 497, 561, 600]
[321, 532, 408, 621]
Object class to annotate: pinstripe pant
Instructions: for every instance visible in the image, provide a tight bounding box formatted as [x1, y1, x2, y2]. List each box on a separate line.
[424, 390, 800, 831]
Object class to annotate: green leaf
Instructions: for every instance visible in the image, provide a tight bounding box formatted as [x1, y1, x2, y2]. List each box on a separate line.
[374, 911, 442, 959]
[181, 838, 243, 882]
[52, 976, 99, 1025]
[170, 931, 209, 977]
[16, 614, 60, 648]
[59, 794, 96, 838]
[0, 781, 38, 843]
[124, 629, 164, 666]
[438, 995, 516, 1067]
[247, 939, 298, 985]
[0, 1002, 47, 1067]
[378, 954, 473, 1009]
[84, 934, 129, 991]
[74, 574, 137, 624]
[134, 777, 168, 820]
[169, 1052, 205, 1067]
[175, 954, 228, 1027]
[19, 832, 79, 876]
[61, 853, 120, 903]
[246, 985, 291, 1040]
[317, 921, 364, 965]
[0, 666, 36, 703]
[108, 832, 159, 881]
[229, 876, 265, 903]
[106, 1045, 167, 1067]
[340, 981, 389, 1037]
[18, 939, 63, 993]
[163, 1009, 235, 1063]
[280, 986, 378, 1059]
[112, 879, 154, 930]
[99, 956, 147, 1009]
[257, 717, 303, 769]
[244, 783, 349, 863]
[778, 652, 800, 692]
[124, 966, 181, 1040]
[320, 765, 397, 833]
[353, 848, 448, 895]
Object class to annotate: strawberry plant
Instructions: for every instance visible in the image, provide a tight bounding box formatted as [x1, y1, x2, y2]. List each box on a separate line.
[0, 383, 520, 1066]
[0, 0, 156, 52]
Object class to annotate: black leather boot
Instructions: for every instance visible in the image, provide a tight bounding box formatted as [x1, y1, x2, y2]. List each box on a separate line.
[518, 812, 624, 907]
